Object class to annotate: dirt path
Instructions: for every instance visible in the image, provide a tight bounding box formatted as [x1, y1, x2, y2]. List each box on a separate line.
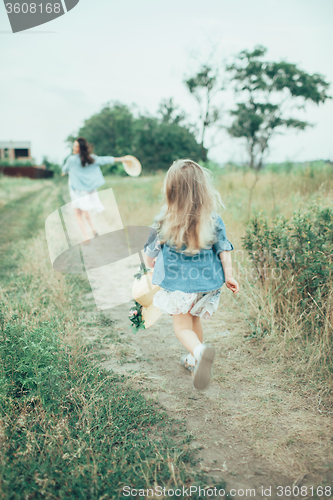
[59, 184, 333, 499]
[82, 296, 330, 499]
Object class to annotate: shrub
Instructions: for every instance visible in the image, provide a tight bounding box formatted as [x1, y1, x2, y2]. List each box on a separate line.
[0, 159, 34, 166]
[242, 204, 333, 374]
[243, 205, 333, 298]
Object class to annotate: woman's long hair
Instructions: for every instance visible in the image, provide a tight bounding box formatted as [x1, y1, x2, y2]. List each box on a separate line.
[156, 159, 224, 254]
[77, 137, 94, 167]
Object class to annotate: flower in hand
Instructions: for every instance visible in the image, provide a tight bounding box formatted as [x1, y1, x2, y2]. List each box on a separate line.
[225, 277, 239, 294]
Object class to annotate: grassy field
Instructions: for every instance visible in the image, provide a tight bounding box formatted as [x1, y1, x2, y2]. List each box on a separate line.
[0, 162, 332, 497]
[0, 176, 217, 499]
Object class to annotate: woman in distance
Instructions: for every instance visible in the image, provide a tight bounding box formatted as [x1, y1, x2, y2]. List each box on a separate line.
[62, 137, 128, 242]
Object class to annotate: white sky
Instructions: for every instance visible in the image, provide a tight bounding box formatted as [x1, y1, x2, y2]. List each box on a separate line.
[0, 0, 332, 165]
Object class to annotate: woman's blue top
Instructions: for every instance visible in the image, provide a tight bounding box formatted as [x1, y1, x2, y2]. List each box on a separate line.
[62, 154, 115, 192]
[144, 212, 233, 293]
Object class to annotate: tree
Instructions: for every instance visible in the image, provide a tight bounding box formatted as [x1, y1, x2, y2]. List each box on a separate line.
[66, 101, 202, 172]
[132, 114, 202, 171]
[157, 98, 186, 125]
[226, 46, 331, 171]
[67, 102, 134, 159]
[184, 64, 224, 161]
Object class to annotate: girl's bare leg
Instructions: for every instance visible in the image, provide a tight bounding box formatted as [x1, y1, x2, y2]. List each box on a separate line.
[173, 312, 201, 356]
[192, 316, 203, 343]
[74, 208, 89, 240]
[82, 210, 96, 234]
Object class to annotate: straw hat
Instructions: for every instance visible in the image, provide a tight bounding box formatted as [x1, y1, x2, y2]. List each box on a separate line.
[132, 271, 162, 329]
[122, 155, 142, 177]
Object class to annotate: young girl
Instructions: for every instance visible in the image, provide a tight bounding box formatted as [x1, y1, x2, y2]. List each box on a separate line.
[143, 159, 239, 391]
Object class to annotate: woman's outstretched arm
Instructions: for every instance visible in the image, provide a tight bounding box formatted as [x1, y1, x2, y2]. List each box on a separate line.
[93, 155, 130, 165]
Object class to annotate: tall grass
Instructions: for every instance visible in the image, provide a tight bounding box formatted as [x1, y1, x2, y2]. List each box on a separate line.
[241, 204, 333, 382]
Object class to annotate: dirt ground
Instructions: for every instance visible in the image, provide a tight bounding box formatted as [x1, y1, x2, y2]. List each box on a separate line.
[59, 183, 333, 499]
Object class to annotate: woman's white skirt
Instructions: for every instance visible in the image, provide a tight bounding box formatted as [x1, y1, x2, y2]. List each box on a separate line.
[69, 185, 105, 213]
[153, 288, 221, 319]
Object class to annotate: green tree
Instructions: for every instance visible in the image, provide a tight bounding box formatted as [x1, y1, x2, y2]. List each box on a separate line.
[157, 98, 187, 125]
[66, 101, 202, 173]
[184, 64, 224, 161]
[133, 114, 202, 172]
[226, 46, 331, 171]
[67, 102, 134, 158]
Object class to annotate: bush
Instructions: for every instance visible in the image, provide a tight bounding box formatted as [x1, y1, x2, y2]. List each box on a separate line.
[243, 205, 333, 299]
[242, 204, 333, 374]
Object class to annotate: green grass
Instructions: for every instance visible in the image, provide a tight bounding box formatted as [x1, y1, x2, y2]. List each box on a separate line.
[0, 179, 225, 499]
[0, 304, 203, 499]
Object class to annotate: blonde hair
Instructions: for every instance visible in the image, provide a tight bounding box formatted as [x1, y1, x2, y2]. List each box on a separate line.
[155, 159, 224, 254]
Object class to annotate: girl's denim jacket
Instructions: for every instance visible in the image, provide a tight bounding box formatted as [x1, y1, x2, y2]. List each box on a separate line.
[143, 212, 233, 293]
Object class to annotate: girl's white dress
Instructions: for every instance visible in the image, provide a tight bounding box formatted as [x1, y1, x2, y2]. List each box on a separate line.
[153, 288, 221, 319]
[69, 182, 105, 213]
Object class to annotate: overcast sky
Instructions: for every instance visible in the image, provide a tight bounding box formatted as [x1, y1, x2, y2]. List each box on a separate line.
[1, 0, 332, 165]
